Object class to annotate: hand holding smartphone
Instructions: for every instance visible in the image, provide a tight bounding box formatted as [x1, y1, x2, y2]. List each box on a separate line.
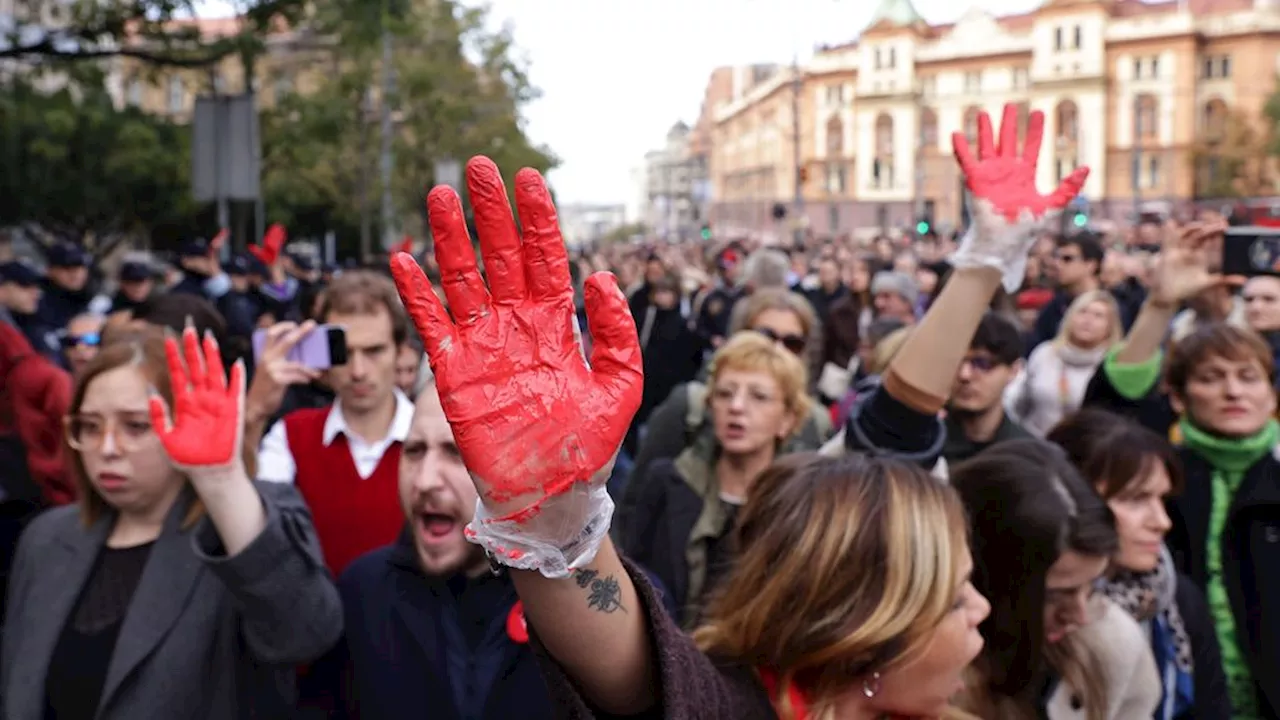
[252, 324, 348, 370]
[1222, 226, 1280, 278]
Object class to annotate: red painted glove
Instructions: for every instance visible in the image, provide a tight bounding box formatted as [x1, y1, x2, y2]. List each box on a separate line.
[148, 328, 247, 480]
[390, 156, 642, 577]
[951, 102, 1090, 291]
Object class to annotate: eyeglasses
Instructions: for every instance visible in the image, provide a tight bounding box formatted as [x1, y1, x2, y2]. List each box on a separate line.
[63, 413, 154, 453]
[960, 354, 1002, 373]
[753, 327, 806, 355]
[60, 332, 100, 350]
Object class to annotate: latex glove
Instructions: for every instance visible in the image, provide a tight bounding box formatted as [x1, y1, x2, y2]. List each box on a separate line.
[951, 103, 1090, 292]
[390, 156, 643, 578]
[149, 327, 248, 484]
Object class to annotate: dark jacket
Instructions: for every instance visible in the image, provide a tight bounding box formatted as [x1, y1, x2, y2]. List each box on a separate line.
[309, 532, 554, 720]
[0, 482, 343, 720]
[1173, 574, 1233, 720]
[1086, 362, 1280, 718]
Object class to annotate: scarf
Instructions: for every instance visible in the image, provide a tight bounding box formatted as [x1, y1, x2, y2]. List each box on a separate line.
[1179, 417, 1279, 719]
[1100, 546, 1194, 717]
[1054, 342, 1108, 409]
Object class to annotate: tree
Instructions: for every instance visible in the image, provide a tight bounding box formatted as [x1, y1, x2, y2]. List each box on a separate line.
[0, 71, 200, 256]
[0, 0, 307, 68]
[1190, 107, 1274, 199]
[258, 0, 556, 259]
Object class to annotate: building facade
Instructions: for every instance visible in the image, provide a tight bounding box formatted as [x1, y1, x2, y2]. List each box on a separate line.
[641, 121, 705, 240]
[557, 203, 628, 248]
[707, 0, 1280, 236]
[108, 17, 334, 121]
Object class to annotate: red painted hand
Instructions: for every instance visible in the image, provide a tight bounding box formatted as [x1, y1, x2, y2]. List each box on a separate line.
[950, 103, 1091, 290]
[952, 103, 1088, 224]
[149, 327, 246, 474]
[390, 156, 643, 521]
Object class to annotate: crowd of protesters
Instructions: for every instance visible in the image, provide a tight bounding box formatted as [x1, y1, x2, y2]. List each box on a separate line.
[0, 106, 1275, 720]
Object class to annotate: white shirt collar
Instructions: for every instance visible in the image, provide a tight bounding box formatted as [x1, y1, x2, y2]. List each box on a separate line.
[322, 390, 414, 447]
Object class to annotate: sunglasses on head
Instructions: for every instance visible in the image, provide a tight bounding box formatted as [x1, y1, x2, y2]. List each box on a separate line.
[753, 327, 806, 355]
[61, 332, 100, 350]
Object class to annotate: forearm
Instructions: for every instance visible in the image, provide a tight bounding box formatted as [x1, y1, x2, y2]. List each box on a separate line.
[887, 266, 1003, 413]
[194, 472, 269, 557]
[1114, 299, 1175, 365]
[511, 537, 656, 715]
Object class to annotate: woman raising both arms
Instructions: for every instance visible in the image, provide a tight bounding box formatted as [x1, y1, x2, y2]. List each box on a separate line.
[388, 104, 1087, 719]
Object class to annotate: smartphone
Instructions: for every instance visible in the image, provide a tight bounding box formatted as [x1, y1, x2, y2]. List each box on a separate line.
[1222, 227, 1280, 277]
[252, 325, 348, 370]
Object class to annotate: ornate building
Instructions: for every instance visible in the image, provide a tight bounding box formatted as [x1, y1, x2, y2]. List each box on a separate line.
[707, 0, 1280, 236]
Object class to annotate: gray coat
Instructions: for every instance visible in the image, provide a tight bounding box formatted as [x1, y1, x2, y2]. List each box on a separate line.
[0, 481, 343, 719]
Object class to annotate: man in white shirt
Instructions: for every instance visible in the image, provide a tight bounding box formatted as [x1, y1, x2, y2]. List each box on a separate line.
[255, 270, 415, 576]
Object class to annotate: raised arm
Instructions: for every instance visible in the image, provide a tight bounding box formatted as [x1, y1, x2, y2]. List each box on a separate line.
[885, 104, 1088, 416]
[389, 158, 656, 714]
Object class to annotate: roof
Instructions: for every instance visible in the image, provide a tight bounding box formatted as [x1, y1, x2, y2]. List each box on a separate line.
[868, 0, 925, 27]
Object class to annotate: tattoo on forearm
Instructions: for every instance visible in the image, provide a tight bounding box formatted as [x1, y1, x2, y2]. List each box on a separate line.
[572, 568, 626, 614]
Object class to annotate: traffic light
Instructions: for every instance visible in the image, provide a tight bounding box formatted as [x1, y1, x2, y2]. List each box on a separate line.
[1072, 212, 1088, 228]
[916, 199, 936, 236]
[700, 224, 712, 241]
[916, 220, 930, 235]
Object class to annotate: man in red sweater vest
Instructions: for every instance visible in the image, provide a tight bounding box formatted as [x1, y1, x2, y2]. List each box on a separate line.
[256, 272, 413, 576]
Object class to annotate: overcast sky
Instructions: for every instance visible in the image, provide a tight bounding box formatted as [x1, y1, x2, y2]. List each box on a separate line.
[199, 0, 1043, 204]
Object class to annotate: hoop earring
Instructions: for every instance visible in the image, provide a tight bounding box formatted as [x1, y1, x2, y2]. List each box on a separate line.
[862, 671, 881, 698]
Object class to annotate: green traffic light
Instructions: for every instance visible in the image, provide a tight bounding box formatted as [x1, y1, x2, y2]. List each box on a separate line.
[1073, 213, 1088, 227]
[916, 222, 930, 234]
[700, 228, 712, 240]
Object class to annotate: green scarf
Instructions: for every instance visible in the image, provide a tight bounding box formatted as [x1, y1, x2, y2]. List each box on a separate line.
[1179, 418, 1279, 719]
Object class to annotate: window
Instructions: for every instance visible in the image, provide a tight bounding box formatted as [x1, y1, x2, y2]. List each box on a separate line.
[1055, 159, 1065, 183]
[126, 77, 142, 106]
[1151, 56, 1160, 77]
[1202, 54, 1234, 79]
[166, 76, 185, 114]
[1013, 66, 1029, 90]
[1055, 26, 1064, 51]
[920, 75, 937, 98]
[1056, 100, 1079, 143]
[1147, 156, 1161, 190]
[872, 159, 894, 189]
[1132, 57, 1143, 79]
[828, 164, 847, 195]
[1073, 25, 1082, 50]
[874, 47, 882, 70]
[875, 113, 894, 156]
[1203, 98, 1228, 141]
[826, 84, 844, 105]
[826, 116, 844, 157]
[888, 47, 896, 69]
[963, 106, 982, 142]
[1135, 94, 1158, 139]
[920, 108, 938, 147]
[964, 71, 982, 93]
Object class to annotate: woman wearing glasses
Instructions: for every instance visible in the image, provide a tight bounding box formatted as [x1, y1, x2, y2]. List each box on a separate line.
[619, 331, 810, 627]
[0, 327, 341, 719]
[950, 440, 1161, 720]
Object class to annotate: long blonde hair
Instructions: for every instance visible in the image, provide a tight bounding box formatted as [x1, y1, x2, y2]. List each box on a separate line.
[693, 454, 975, 720]
[1054, 289, 1121, 350]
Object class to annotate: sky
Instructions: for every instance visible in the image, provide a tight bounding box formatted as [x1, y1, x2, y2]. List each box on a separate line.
[199, 0, 1045, 204]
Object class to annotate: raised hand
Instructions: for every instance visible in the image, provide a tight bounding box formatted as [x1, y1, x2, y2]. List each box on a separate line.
[951, 103, 1090, 291]
[149, 327, 247, 480]
[1148, 220, 1235, 307]
[389, 156, 642, 576]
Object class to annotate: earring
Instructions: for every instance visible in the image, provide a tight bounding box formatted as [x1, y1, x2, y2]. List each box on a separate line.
[862, 671, 881, 698]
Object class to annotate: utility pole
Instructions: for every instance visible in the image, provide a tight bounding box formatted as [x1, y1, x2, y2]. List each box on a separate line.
[1131, 94, 1142, 222]
[790, 55, 804, 246]
[378, 0, 397, 253]
[912, 87, 925, 230]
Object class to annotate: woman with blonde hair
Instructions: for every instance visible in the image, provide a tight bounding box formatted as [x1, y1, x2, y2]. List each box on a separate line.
[621, 331, 811, 626]
[1, 327, 341, 718]
[1007, 289, 1122, 437]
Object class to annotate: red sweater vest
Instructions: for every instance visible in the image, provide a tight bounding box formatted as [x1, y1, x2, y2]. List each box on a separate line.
[283, 407, 404, 577]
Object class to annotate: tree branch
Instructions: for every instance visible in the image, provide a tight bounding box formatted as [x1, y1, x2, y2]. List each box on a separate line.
[0, 36, 235, 67]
